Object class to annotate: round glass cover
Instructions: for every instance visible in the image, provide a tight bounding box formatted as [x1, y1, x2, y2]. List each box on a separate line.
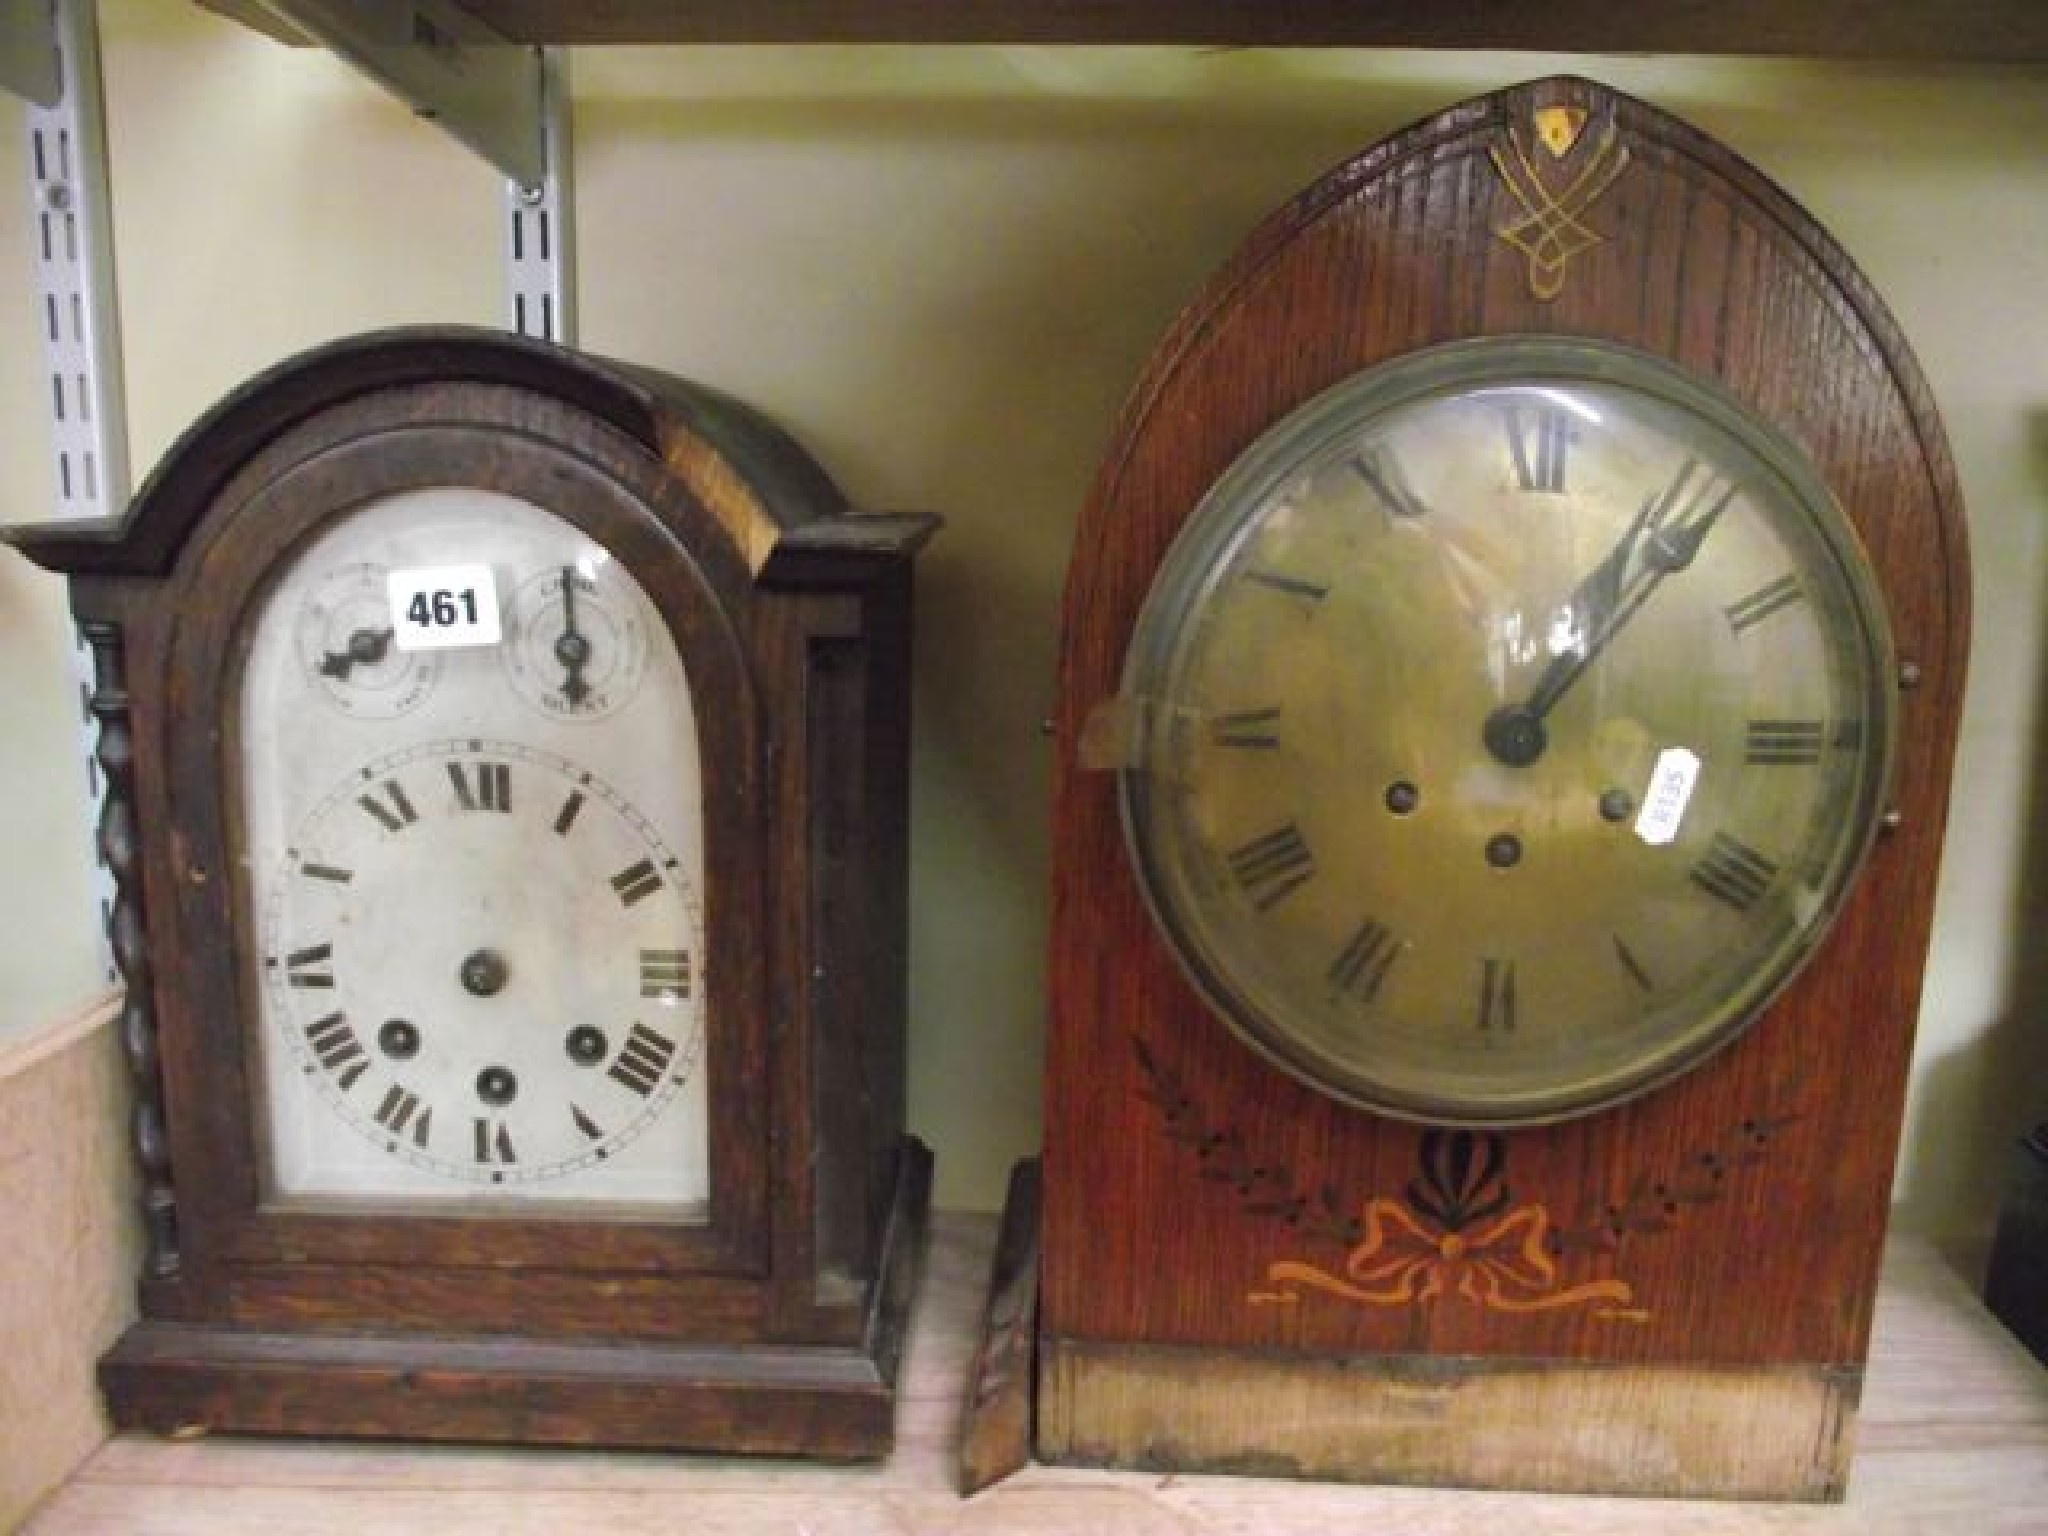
[1119, 338, 1896, 1125]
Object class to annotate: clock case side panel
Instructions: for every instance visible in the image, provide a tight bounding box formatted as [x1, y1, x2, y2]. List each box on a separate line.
[707, 559, 931, 1409]
[1043, 73, 1969, 1392]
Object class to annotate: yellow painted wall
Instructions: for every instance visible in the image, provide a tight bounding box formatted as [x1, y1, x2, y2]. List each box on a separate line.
[2, 4, 2044, 1238]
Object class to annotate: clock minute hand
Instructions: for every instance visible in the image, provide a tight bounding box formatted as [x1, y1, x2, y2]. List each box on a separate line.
[1483, 468, 1736, 766]
[1526, 472, 1734, 716]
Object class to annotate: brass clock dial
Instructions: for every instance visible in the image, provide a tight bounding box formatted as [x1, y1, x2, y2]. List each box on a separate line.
[1120, 338, 1896, 1125]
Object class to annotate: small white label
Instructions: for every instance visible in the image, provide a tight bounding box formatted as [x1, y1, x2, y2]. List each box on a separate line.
[1635, 747, 1701, 847]
[388, 564, 502, 652]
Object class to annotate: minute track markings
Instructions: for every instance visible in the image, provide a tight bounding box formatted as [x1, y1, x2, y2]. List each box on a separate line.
[268, 737, 705, 1186]
[1242, 570, 1330, 604]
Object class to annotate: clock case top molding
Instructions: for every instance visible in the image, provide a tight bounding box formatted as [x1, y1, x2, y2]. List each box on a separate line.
[1037, 75, 1970, 1499]
[6, 324, 938, 1456]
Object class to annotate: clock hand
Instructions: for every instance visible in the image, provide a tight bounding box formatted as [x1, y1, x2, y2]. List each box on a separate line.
[1484, 465, 1736, 766]
[318, 625, 395, 680]
[552, 565, 592, 706]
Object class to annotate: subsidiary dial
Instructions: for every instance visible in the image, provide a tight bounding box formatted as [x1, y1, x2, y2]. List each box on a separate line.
[502, 562, 650, 721]
[294, 561, 441, 719]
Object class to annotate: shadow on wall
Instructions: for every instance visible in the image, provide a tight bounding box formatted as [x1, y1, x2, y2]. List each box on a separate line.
[1896, 411, 2048, 1260]
[566, 52, 2048, 1210]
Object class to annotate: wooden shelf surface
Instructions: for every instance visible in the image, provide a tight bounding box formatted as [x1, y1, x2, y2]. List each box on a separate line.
[197, 0, 2048, 61]
[26, 1213, 2048, 1533]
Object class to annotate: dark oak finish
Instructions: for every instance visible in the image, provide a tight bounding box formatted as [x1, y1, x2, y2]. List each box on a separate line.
[957, 1157, 1040, 1494]
[6, 326, 939, 1454]
[1986, 1125, 2048, 1367]
[196, 0, 2048, 60]
[1039, 76, 1970, 1498]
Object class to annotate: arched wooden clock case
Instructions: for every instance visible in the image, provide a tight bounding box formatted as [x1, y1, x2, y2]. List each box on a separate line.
[6, 327, 937, 1456]
[1037, 77, 1969, 1499]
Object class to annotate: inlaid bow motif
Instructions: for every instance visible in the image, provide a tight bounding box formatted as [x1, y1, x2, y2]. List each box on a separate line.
[1250, 1130, 1647, 1320]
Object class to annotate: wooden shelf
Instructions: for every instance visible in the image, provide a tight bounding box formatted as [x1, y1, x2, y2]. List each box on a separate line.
[200, 0, 2048, 61]
[26, 1213, 2048, 1532]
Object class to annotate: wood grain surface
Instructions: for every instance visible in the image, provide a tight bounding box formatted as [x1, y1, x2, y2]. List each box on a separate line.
[1039, 74, 1970, 1495]
[24, 1214, 2048, 1533]
[195, 0, 2048, 60]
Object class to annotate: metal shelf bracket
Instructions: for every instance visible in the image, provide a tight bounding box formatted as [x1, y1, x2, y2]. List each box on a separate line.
[247, 0, 545, 188]
[242, 4, 575, 340]
[505, 45, 573, 343]
[11, 0, 130, 981]
[0, 0, 60, 106]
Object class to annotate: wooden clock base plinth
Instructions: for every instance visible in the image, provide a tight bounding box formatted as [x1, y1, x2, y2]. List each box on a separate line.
[100, 1138, 932, 1458]
[1037, 1340, 1858, 1501]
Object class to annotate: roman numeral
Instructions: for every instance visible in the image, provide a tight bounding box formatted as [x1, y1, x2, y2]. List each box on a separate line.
[553, 790, 586, 836]
[609, 1021, 678, 1098]
[1225, 823, 1316, 911]
[1613, 935, 1654, 993]
[1350, 445, 1428, 522]
[448, 759, 511, 813]
[639, 948, 693, 1000]
[1328, 919, 1400, 1003]
[1211, 707, 1281, 749]
[373, 1084, 431, 1147]
[611, 858, 664, 906]
[1725, 574, 1805, 634]
[572, 1105, 606, 1142]
[357, 779, 418, 834]
[1243, 570, 1330, 603]
[283, 942, 335, 989]
[1505, 404, 1570, 493]
[1478, 957, 1518, 1033]
[1691, 832, 1779, 912]
[473, 1117, 517, 1167]
[1745, 719, 1826, 766]
[299, 861, 354, 884]
[303, 1012, 366, 1089]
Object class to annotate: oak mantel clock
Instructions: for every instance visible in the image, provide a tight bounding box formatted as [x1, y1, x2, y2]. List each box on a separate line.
[1036, 77, 1969, 1499]
[5, 326, 937, 1456]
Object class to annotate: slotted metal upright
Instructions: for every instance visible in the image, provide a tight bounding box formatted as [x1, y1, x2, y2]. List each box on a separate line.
[3, 0, 575, 992]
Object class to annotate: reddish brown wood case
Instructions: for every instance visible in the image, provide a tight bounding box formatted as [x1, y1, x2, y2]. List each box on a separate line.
[6, 326, 936, 1456]
[1038, 76, 1969, 1498]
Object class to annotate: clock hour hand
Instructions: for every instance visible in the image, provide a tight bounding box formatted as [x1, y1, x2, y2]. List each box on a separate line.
[1484, 465, 1735, 766]
[318, 625, 395, 679]
[553, 565, 592, 707]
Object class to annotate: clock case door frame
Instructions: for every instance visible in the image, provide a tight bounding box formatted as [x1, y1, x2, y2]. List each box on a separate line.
[1038, 75, 1971, 1499]
[184, 414, 761, 1286]
[8, 327, 938, 1453]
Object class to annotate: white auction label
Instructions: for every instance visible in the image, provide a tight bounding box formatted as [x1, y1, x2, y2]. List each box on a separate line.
[1635, 746, 1701, 847]
[387, 563, 502, 651]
